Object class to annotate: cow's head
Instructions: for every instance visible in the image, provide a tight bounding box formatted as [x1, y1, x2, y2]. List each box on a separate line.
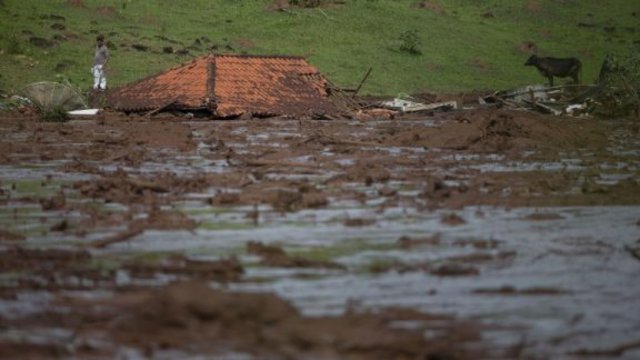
[524, 55, 538, 66]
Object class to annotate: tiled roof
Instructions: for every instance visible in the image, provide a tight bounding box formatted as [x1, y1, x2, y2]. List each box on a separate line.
[107, 56, 211, 112]
[213, 54, 334, 117]
[107, 54, 337, 117]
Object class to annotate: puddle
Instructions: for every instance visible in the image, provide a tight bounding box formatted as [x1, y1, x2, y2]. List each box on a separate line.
[468, 159, 585, 173]
[225, 206, 640, 358]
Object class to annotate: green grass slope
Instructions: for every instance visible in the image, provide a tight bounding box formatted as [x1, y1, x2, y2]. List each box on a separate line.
[0, 0, 638, 96]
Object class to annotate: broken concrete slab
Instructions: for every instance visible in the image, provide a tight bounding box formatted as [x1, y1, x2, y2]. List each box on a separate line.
[381, 97, 459, 112]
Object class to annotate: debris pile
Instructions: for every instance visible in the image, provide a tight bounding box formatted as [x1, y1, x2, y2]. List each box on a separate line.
[480, 84, 594, 116]
[351, 53, 640, 121]
[481, 53, 640, 119]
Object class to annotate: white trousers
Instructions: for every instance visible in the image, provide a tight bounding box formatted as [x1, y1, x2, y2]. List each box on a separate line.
[92, 64, 107, 90]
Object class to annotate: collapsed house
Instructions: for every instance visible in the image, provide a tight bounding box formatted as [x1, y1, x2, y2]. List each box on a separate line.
[106, 53, 341, 118]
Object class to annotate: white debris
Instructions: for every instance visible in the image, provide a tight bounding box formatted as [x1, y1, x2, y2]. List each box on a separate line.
[381, 98, 458, 112]
[68, 108, 101, 116]
[565, 103, 587, 115]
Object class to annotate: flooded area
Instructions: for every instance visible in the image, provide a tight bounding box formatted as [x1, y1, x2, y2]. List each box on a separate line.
[1, 108, 639, 359]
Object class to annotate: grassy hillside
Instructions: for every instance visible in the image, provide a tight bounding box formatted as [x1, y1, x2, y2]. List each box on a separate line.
[0, 0, 638, 96]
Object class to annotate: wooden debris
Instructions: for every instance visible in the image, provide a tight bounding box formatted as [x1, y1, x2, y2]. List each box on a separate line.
[87, 226, 144, 249]
[352, 67, 373, 97]
[144, 100, 177, 118]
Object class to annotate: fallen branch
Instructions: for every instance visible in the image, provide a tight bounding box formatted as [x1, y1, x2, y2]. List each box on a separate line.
[87, 226, 144, 249]
[352, 67, 373, 97]
[144, 100, 177, 118]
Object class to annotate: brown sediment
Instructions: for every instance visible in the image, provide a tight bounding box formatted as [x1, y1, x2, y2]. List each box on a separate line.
[524, 212, 565, 220]
[87, 208, 197, 248]
[397, 234, 442, 248]
[430, 263, 480, 276]
[452, 238, 501, 249]
[0, 229, 25, 242]
[0, 246, 91, 271]
[124, 255, 243, 282]
[441, 212, 467, 226]
[0, 102, 638, 358]
[70, 280, 487, 359]
[344, 217, 377, 227]
[0, 341, 72, 360]
[247, 241, 345, 270]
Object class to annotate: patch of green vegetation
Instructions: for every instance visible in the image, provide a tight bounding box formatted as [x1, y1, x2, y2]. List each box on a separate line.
[198, 221, 257, 231]
[287, 238, 397, 262]
[86, 258, 121, 273]
[182, 206, 237, 217]
[398, 29, 421, 55]
[41, 105, 69, 122]
[8, 179, 66, 197]
[5, 35, 23, 55]
[363, 257, 400, 274]
[0, 205, 43, 219]
[0, 1, 637, 95]
[129, 251, 171, 263]
[281, 220, 319, 227]
[0, 220, 52, 239]
[187, 246, 245, 259]
[126, 249, 242, 263]
[397, 183, 418, 192]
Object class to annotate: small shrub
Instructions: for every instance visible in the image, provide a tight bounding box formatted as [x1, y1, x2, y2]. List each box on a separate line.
[6, 35, 22, 55]
[41, 106, 69, 122]
[399, 29, 421, 55]
[289, 0, 322, 8]
[591, 48, 640, 119]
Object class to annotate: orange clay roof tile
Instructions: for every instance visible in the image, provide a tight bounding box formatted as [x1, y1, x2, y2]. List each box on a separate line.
[107, 57, 210, 112]
[107, 54, 337, 117]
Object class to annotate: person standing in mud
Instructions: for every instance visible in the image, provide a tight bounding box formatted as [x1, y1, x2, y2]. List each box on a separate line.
[92, 34, 109, 91]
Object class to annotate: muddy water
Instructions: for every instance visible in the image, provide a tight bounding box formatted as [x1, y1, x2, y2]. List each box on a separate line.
[235, 206, 640, 354]
[1, 110, 639, 358]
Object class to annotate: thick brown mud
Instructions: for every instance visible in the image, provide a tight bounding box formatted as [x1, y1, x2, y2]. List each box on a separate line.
[0, 108, 639, 359]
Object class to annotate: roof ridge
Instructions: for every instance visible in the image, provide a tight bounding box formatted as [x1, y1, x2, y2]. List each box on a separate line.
[212, 53, 307, 60]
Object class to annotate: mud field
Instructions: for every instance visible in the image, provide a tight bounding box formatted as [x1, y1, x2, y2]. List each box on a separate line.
[1, 108, 639, 359]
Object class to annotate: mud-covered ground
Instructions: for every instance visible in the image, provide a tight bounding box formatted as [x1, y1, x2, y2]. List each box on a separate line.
[1, 107, 639, 359]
